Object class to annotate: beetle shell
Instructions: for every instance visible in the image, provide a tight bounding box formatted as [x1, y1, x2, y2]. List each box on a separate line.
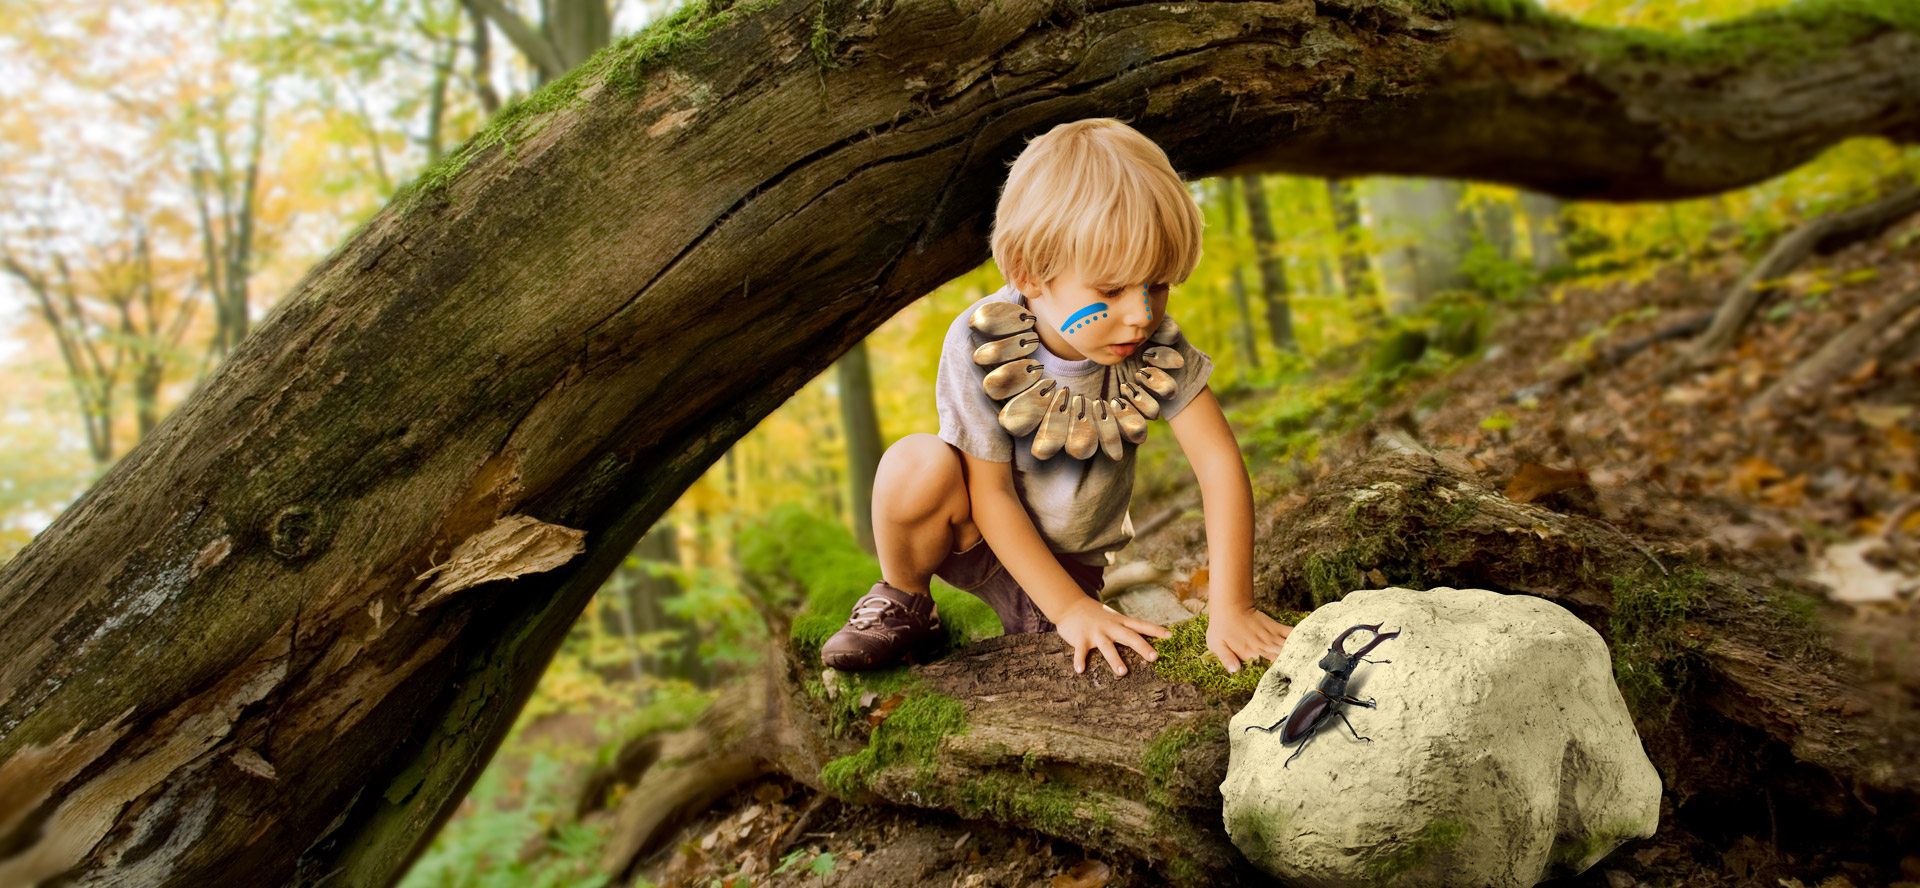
[1281, 692, 1332, 744]
[1120, 381, 1160, 420]
[1092, 399, 1125, 460]
[983, 359, 1043, 400]
[1110, 398, 1149, 444]
[973, 333, 1039, 366]
[1135, 365, 1178, 400]
[1149, 316, 1181, 345]
[998, 379, 1057, 436]
[1142, 345, 1184, 369]
[1064, 395, 1098, 459]
[1030, 386, 1073, 459]
[970, 301, 1037, 338]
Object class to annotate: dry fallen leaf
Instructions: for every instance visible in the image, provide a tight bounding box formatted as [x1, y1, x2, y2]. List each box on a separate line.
[1730, 457, 1787, 497]
[1504, 462, 1591, 504]
[1172, 568, 1210, 601]
[1051, 859, 1112, 888]
[867, 693, 906, 728]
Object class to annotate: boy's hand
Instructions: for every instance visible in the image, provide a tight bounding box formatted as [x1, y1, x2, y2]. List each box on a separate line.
[1207, 606, 1291, 674]
[1054, 596, 1170, 677]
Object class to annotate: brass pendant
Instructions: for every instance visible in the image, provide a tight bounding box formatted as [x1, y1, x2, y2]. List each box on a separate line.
[1092, 399, 1125, 460]
[1110, 397, 1148, 443]
[1143, 345, 1184, 369]
[1032, 386, 1072, 459]
[1065, 394, 1098, 459]
[984, 359, 1043, 399]
[974, 333, 1039, 365]
[999, 378, 1057, 436]
[1120, 380, 1160, 420]
[1135, 365, 1178, 400]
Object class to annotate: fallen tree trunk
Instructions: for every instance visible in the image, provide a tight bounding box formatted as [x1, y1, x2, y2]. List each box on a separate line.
[5, 0, 1919, 884]
[615, 440, 1919, 883]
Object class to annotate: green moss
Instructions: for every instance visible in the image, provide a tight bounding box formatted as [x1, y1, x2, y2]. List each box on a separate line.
[1367, 818, 1470, 883]
[1149, 612, 1307, 698]
[1164, 852, 1205, 888]
[1445, 0, 1920, 68]
[819, 691, 968, 797]
[954, 772, 1116, 835]
[1141, 720, 1205, 808]
[1549, 819, 1651, 874]
[1607, 567, 1704, 714]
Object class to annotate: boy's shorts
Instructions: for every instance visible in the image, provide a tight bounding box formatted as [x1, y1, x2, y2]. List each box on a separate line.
[933, 537, 1106, 636]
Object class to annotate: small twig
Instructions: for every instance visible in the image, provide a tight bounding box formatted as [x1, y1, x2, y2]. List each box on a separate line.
[1597, 518, 1668, 577]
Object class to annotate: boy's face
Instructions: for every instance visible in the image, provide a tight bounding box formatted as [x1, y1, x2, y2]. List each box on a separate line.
[1020, 268, 1171, 365]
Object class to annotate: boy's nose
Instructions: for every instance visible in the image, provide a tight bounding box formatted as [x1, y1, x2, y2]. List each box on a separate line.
[1117, 292, 1153, 327]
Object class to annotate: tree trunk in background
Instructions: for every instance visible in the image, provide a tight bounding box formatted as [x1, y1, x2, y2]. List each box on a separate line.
[1325, 177, 1382, 321]
[1475, 195, 1516, 260]
[544, 0, 612, 75]
[4, 0, 1917, 883]
[836, 340, 884, 555]
[1238, 174, 1297, 353]
[1520, 191, 1567, 271]
[1368, 177, 1472, 313]
[1217, 179, 1261, 372]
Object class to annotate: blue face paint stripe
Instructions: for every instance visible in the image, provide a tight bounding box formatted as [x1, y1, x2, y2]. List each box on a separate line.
[1061, 302, 1109, 333]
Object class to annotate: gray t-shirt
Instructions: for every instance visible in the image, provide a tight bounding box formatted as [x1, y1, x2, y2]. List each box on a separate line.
[935, 284, 1214, 566]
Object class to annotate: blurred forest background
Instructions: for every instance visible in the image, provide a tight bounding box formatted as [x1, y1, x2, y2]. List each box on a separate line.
[3, 0, 1918, 885]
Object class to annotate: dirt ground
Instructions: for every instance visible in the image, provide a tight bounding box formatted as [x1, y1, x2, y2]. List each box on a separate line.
[630, 216, 1920, 888]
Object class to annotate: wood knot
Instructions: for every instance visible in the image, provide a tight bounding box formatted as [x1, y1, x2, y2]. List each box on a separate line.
[269, 505, 327, 561]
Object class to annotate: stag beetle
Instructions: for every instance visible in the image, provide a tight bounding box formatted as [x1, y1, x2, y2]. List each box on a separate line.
[1245, 622, 1402, 768]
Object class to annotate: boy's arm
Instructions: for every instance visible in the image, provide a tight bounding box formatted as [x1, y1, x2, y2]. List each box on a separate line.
[1166, 385, 1291, 672]
[959, 450, 1170, 676]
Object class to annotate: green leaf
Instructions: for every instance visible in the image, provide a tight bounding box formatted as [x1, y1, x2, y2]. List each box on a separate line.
[810, 852, 836, 876]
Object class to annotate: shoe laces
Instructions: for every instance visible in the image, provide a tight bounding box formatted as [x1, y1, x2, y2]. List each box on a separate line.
[848, 596, 897, 630]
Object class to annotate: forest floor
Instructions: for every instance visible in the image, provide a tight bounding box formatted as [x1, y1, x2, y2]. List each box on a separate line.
[604, 216, 1920, 888]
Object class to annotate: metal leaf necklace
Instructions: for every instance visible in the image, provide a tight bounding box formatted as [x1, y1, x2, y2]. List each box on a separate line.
[967, 299, 1186, 461]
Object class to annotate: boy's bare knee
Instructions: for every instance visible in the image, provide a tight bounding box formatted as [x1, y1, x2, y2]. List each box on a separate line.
[875, 434, 968, 523]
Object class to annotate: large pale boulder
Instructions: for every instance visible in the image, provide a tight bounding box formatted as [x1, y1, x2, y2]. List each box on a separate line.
[1222, 587, 1661, 887]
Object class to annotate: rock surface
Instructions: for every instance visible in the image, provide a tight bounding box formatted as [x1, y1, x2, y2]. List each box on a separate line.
[1222, 587, 1661, 888]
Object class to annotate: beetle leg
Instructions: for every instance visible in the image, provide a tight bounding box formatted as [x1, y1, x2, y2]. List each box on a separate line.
[1337, 695, 1377, 708]
[1333, 707, 1372, 743]
[1282, 730, 1316, 769]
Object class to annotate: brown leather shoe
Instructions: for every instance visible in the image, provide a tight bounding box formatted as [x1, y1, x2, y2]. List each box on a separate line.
[820, 583, 942, 670]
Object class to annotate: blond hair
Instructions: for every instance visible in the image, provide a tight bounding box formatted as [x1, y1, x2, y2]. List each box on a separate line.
[990, 118, 1205, 295]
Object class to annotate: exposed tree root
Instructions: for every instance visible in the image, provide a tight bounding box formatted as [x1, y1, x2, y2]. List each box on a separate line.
[1679, 186, 1920, 370]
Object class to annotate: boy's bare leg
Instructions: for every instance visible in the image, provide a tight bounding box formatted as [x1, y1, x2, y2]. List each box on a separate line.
[872, 434, 980, 596]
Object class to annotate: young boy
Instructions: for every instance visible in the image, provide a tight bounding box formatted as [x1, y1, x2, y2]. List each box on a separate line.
[821, 118, 1291, 678]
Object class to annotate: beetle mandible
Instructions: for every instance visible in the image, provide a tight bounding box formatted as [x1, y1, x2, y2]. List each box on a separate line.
[1245, 622, 1402, 768]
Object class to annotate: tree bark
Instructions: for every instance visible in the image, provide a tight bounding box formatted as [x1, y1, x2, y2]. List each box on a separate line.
[3, 0, 1918, 884]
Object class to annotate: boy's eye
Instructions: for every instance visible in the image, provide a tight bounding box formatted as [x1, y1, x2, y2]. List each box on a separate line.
[1147, 283, 1170, 298]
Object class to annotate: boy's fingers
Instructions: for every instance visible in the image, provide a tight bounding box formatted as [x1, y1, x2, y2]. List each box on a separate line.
[1214, 641, 1243, 674]
[1132, 618, 1172, 639]
[1121, 633, 1157, 663]
[1098, 639, 1125, 676]
[1074, 644, 1088, 674]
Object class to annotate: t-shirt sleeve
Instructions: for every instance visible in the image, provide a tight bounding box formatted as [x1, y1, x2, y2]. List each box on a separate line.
[1154, 322, 1215, 421]
[936, 311, 1015, 463]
